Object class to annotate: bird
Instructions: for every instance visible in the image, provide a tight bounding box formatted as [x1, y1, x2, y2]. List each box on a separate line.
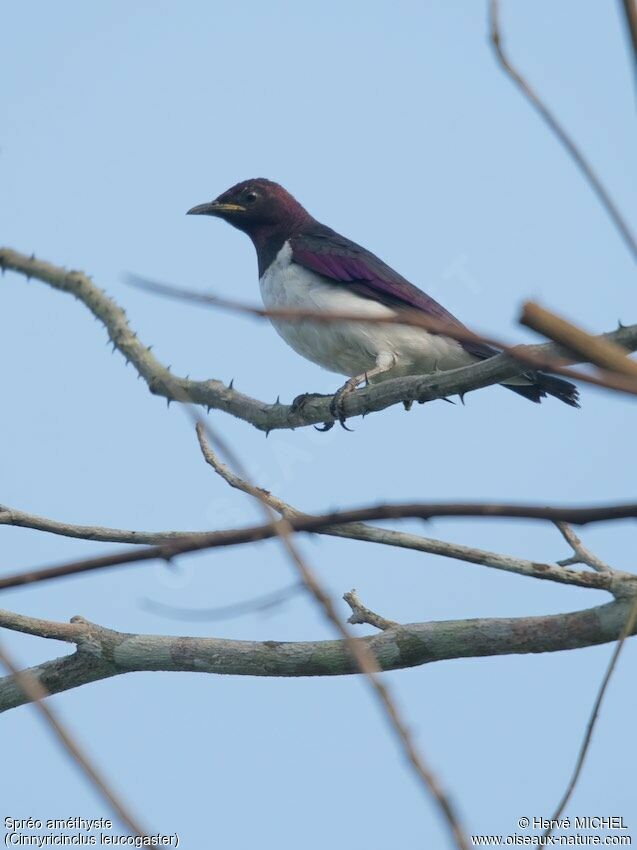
[187, 178, 579, 428]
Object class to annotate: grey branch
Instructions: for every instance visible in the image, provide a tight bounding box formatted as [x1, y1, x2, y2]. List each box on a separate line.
[2, 600, 637, 714]
[343, 589, 398, 631]
[2, 249, 637, 432]
[554, 522, 613, 573]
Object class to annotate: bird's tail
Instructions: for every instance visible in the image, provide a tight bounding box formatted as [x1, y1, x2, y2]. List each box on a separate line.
[505, 372, 580, 408]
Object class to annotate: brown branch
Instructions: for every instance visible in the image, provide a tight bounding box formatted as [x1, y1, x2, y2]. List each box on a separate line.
[0, 499, 618, 592]
[521, 302, 637, 378]
[194, 424, 469, 850]
[621, 0, 637, 89]
[0, 640, 147, 836]
[3, 249, 637, 433]
[489, 0, 637, 263]
[543, 593, 637, 839]
[2, 501, 636, 592]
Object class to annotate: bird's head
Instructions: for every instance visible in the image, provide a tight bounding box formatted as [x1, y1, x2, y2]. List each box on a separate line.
[187, 179, 310, 240]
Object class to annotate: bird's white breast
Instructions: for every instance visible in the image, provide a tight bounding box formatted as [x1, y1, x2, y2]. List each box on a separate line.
[259, 241, 475, 380]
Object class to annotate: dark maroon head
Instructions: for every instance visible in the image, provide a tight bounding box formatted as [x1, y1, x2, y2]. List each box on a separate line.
[187, 178, 311, 238]
[188, 179, 313, 275]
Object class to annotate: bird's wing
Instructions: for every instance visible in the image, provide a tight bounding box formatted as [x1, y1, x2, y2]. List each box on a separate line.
[290, 223, 496, 360]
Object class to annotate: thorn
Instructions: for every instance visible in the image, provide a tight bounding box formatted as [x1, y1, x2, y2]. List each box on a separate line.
[206, 405, 212, 413]
[458, 392, 466, 405]
[618, 319, 625, 329]
[166, 398, 172, 408]
[265, 429, 271, 437]
[440, 397, 456, 405]
[275, 395, 281, 405]
[166, 365, 171, 372]
[147, 345, 154, 352]
[228, 378, 234, 390]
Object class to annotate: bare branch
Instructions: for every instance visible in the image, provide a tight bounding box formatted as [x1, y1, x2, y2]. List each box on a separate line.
[2, 501, 636, 593]
[131, 272, 637, 400]
[543, 593, 637, 839]
[554, 523, 613, 573]
[621, 0, 637, 91]
[343, 589, 398, 631]
[2, 249, 637, 432]
[1, 499, 618, 593]
[489, 0, 637, 263]
[0, 639, 147, 836]
[521, 302, 637, 378]
[2, 600, 636, 712]
[194, 424, 469, 850]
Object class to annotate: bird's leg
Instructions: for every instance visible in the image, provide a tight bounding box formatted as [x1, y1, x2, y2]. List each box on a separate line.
[329, 353, 396, 429]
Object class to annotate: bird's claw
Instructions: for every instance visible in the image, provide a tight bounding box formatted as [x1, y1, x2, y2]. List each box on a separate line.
[329, 380, 358, 430]
[290, 392, 331, 415]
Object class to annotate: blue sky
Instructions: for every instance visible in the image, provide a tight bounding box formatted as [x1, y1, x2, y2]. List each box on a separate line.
[1, 1, 636, 845]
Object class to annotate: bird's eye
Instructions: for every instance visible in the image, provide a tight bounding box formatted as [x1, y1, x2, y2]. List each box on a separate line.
[244, 191, 258, 204]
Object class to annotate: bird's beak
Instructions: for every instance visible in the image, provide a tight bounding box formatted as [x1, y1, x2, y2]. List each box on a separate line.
[186, 201, 246, 216]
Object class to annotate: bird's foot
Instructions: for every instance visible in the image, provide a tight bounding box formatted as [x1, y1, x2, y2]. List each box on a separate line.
[329, 377, 360, 431]
[289, 392, 336, 432]
[290, 392, 332, 415]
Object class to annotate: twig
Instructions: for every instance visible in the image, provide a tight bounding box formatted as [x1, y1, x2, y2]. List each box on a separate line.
[2, 500, 635, 592]
[0, 500, 617, 592]
[343, 590, 398, 631]
[489, 0, 637, 264]
[621, 0, 637, 91]
[554, 522, 612, 573]
[3, 249, 637, 432]
[194, 426, 469, 850]
[0, 640, 147, 836]
[521, 302, 637, 378]
[543, 592, 637, 839]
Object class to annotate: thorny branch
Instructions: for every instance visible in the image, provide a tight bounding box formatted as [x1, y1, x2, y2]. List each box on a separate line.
[2, 249, 637, 434]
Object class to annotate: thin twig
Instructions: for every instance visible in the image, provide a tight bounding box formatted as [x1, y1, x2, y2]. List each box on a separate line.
[0, 500, 617, 592]
[621, 0, 637, 92]
[1, 500, 634, 592]
[0, 640, 147, 836]
[343, 589, 399, 631]
[521, 302, 637, 378]
[195, 425, 469, 850]
[543, 592, 637, 839]
[489, 0, 637, 264]
[554, 522, 613, 573]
